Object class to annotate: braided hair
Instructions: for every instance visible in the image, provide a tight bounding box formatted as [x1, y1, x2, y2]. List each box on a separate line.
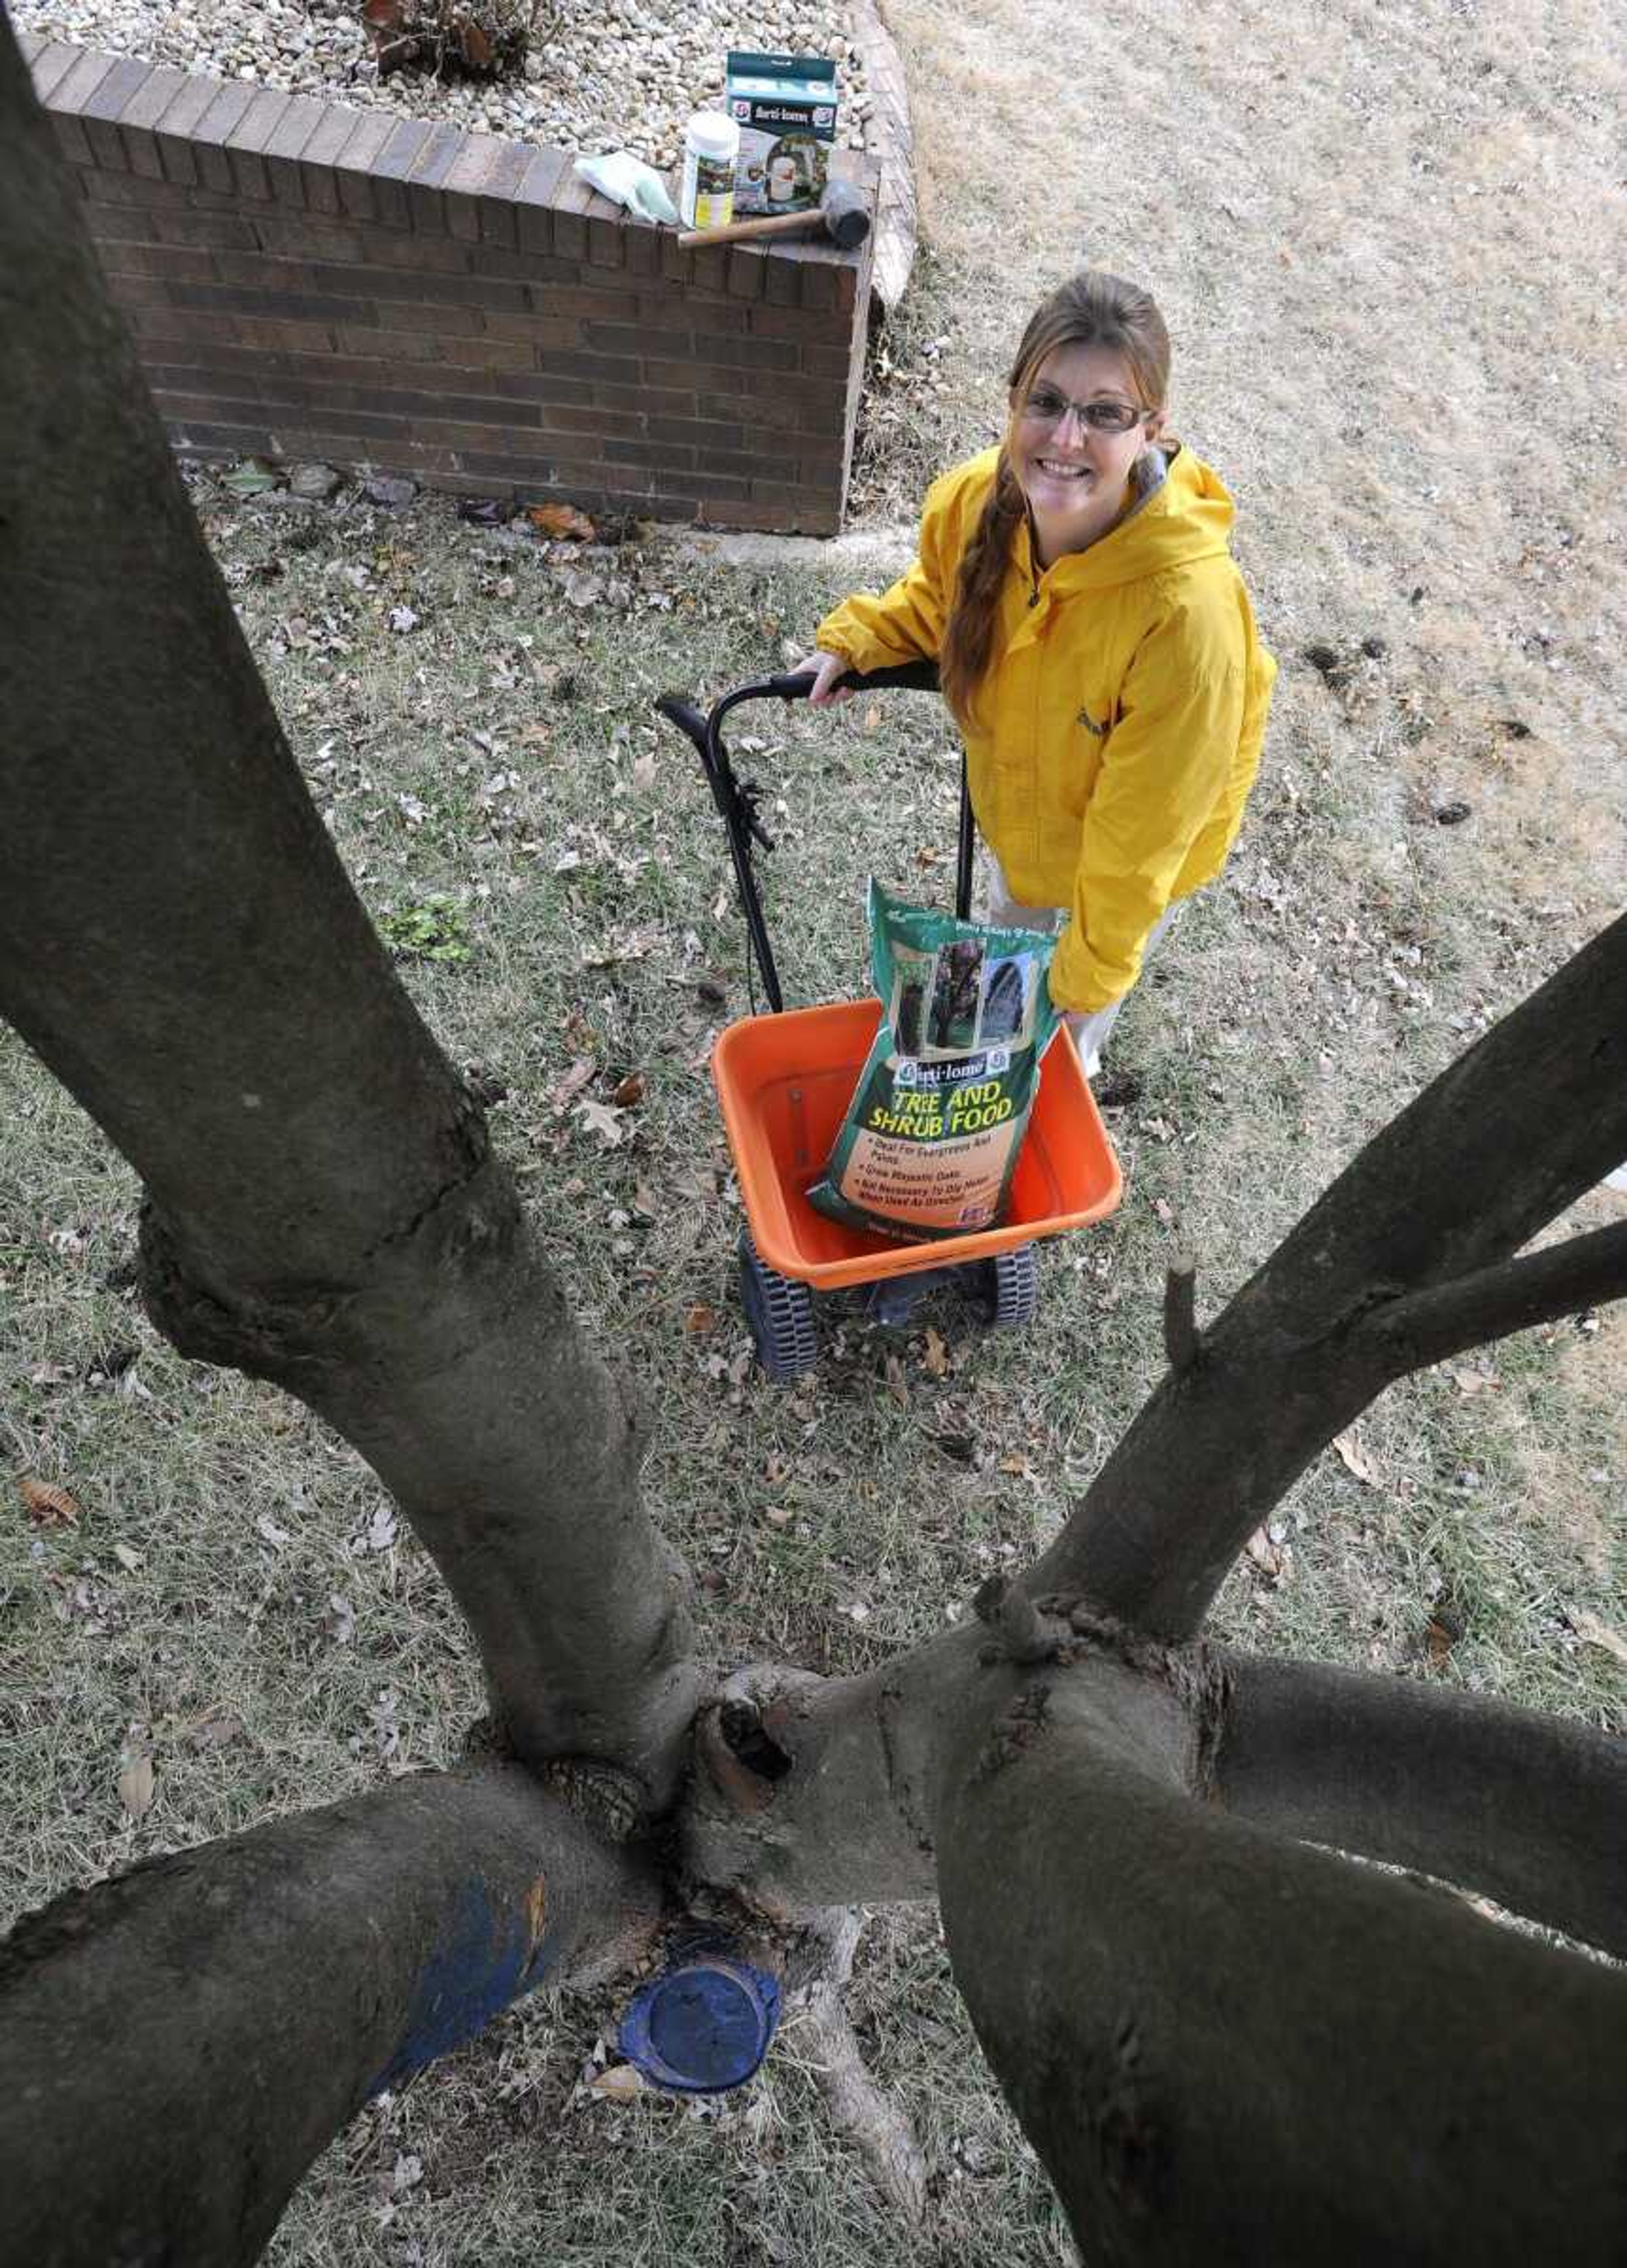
[938, 272, 1172, 728]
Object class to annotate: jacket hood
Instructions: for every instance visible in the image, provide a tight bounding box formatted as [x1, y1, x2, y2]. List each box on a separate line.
[1007, 442, 1239, 595]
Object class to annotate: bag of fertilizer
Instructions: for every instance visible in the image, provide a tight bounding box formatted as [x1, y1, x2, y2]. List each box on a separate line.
[807, 880, 1061, 1241]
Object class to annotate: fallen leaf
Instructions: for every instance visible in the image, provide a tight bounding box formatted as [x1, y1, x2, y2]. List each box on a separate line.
[1152, 1197, 1174, 1228]
[1245, 1526, 1289, 1581]
[548, 1056, 597, 1111]
[323, 1593, 356, 1644]
[20, 1476, 82, 1528]
[1449, 1366, 1499, 1396]
[684, 1303, 718, 1335]
[575, 1097, 627, 1147]
[1332, 1429, 1380, 1487]
[884, 1354, 908, 1409]
[529, 503, 597, 542]
[111, 1541, 143, 1573]
[1568, 1607, 1627, 1668]
[922, 1327, 950, 1377]
[185, 1711, 244, 1751]
[844, 1599, 873, 1623]
[861, 705, 881, 732]
[764, 1506, 793, 1528]
[632, 751, 657, 792]
[590, 2063, 644, 2101]
[118, 1754, 155, 1818]
[366, 1505, 398, 1553]
[257, 1514, 292, 1547]
[612, 1072, 646, 1108]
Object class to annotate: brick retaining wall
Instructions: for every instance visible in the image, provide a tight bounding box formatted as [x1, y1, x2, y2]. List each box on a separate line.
[19, 33, 877, 534]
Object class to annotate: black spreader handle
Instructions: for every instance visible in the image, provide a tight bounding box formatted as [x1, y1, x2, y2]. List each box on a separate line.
[765, 658, 941, 700]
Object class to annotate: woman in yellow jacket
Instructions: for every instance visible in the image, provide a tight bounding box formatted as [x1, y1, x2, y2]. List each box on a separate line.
[802, 269, 1276, 1074]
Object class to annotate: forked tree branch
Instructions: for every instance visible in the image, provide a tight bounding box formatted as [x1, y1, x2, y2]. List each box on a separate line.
[1213, 1650, 1627, 1958]
[0, 19, 701, 1804]
[0, 1764, 662, 2268]
[936, 1671, 1627, 2265]
[1359, 1220, 1627, 1374]
[1030, 911, 1627, 1637]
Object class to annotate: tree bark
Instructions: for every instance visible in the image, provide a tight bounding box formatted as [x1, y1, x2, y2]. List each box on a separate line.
[0, 18, 701, 1806]
[935, 1659, 1627, 2266]
[0, 1762, 662, 2268]
[1031, 912, 1627, 1637]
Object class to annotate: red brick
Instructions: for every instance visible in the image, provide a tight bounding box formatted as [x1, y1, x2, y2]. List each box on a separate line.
[296, 105, 364, 214]
[190, 81, 257, 194]
[584, 198, 627, 271]
[96, 238, 220, 284]
[130, 304, 244, 348]
[100, 273, 185, 311]
[622, 216, 663, 278]
[150, 74, 220, 185]
[406, 120, 465, 232]
[727, 249, 766, 303]
[251, 216, 369, 264]
[647, 414, 746, 452]
[762, 254, 802, 309]
[482, 312, 587, 350]
[749, 301, 820, 342]
[513, 148, 570, 255]
[401, 415, 553, 453]
[548, 168, 596, 262]
[802, 342, 854, 380]
[168, 280, 375, 323]
[438, 335, 538, 371]
[365, 298, 481, 338]
[307, 261, 523, 311]
[262, 95, 331, 206]
[658, 233, 694, 288]
[162, 415, 276, 453]
[28, 41, 85, 106]
[84, 201, 158, 245]
[369, 117, 435, 229]
[47, 48, 119, 162]
[475, 142, 533, 248]
[533, 347, 642, 385]
[636, 291, 750, 335]
[541, 403, 647, 439]
[113, 63, 189, 179]
[604, 436, 694, 470]
[336, 323, 443, 361]
[441, 134, 503, 242]
[525, 281, 640, 323]
[233, 316, 340, 353]
[226, 89, 295, 202]
[333, 112, 396, 218]
[347, 222, 471, 274]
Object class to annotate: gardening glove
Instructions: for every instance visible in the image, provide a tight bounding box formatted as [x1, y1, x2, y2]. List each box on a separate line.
[572, 152, 679, 226]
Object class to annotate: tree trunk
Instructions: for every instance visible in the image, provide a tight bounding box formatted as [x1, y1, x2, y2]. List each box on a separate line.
[0, 17, 701, 1809]
[0, 1762, 661, 2268]
[934, 1651, 1627, 2267]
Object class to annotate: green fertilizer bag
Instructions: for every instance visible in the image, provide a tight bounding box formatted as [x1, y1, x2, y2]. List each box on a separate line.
[807, 880, 1061, 1242]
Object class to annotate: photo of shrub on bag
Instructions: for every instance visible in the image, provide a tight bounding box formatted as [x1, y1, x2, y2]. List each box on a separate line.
[806, 881, 1061, 1241]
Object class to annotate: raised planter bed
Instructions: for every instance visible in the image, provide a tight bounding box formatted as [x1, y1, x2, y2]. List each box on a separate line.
[19, 31, 878, 534]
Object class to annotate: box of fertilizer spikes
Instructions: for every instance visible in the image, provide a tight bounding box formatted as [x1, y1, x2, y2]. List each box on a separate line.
[725, 51, 839, 214]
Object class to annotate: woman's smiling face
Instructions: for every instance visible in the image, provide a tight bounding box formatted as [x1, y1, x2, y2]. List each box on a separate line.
[1012, 342, 1162, 558]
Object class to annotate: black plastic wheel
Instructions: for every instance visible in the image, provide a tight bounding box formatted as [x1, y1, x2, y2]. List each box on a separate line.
[964, 1244, 1040, 1329]
[737, 1231, 819, 1380]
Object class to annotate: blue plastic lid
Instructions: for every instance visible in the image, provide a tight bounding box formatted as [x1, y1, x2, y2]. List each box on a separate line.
[618, 1956, 782, 2094]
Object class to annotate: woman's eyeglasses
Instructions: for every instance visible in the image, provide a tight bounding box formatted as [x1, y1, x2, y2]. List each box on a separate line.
[1022, 387, 1149, 435]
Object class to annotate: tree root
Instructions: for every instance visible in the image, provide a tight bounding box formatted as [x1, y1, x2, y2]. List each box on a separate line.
[778, 1909, 929, 2227]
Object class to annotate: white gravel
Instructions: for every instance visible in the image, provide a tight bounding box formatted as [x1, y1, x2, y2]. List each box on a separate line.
[14, 0, 875, 175]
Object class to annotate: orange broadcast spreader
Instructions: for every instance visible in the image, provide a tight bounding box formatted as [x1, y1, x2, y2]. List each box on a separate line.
[656, 663, 1122, 1380]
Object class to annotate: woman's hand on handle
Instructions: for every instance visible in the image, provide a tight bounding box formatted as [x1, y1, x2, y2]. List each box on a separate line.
[789, 650, 856, 708]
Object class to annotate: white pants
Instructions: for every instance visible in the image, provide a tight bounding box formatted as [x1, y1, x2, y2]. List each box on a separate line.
[979, 853, 1178, 1076]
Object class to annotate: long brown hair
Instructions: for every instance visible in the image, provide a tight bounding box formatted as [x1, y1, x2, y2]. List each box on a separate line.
[938, 272, 1172, 728]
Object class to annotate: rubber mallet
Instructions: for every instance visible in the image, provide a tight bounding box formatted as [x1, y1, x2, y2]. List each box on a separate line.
[677, 178, 872, 251]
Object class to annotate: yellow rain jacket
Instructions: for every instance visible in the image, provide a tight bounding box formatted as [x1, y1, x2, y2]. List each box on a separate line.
[816, 445, 1276, 1012]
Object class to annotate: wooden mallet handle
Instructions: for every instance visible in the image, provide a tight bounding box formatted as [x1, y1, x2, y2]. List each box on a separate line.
[677, 179, 871, 252]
